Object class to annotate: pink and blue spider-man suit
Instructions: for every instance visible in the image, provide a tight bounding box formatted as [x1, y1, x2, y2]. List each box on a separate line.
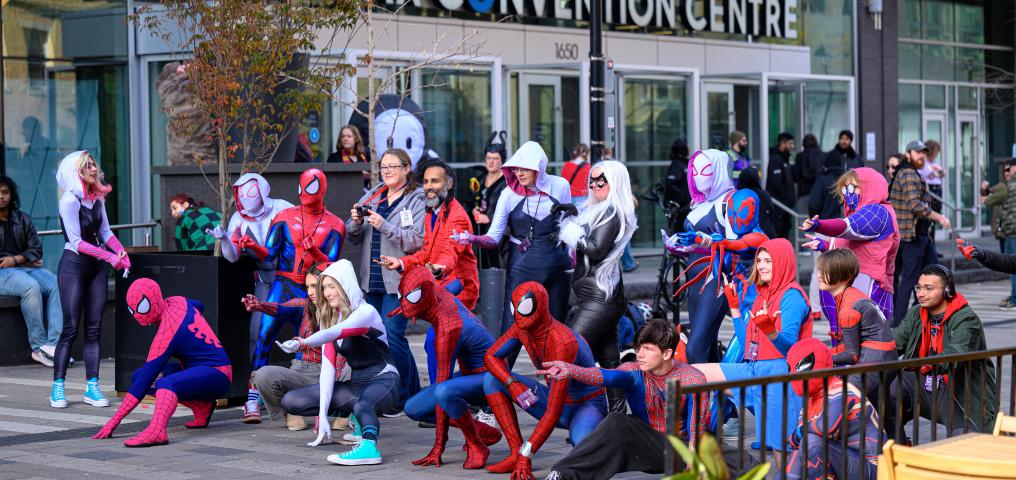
[237, 169, 346, 420]
[93, 278, 232, 447]
[800, 167, 899, 328]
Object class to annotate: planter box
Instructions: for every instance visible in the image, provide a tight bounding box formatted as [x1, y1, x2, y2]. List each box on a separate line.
[114, 251, 267, 400]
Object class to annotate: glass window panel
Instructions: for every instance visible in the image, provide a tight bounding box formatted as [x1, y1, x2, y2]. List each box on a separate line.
[925, 85, 946, 109]
[899, 42, 922, 80]
[799, 0, 854, 75]
[624, 78, 688, 161]
[509, 73, 519, 151]
[898, 0, 922, 39]
[954, 47, 985, 83]
[957, 119, 977, 228]
[957, 86, 978, 111]
[803, 80, 850, 151]
[419, 69, 492, 164]
[922, 44, 955, 81]
[706, 90, 731, 150]
[954, 3, 984, 44]
[923, 0, 955, 42]
[561, 77, 581, 160]
[626, 164, 669, 248]
[899, 84, 922, 151]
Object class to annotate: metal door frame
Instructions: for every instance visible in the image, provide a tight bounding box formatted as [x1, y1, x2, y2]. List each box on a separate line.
[518, 73, 564, 162]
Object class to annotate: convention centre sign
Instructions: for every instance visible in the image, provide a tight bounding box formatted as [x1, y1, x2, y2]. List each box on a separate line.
[400, 0, 799, 39]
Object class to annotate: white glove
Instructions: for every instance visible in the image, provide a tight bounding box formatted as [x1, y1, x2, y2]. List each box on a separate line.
[308, 415, 332, 446]
[275, 339, 302, 354]
[449, 230, 473, 245]
[206, 225, 227, 239]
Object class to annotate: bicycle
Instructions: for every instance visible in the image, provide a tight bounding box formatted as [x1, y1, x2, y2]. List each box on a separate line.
[640, 182, 689, 329]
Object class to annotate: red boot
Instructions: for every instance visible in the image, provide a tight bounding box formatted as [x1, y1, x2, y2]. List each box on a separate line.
[451, 415, 490, 469]
[484, 391, 522, 474]
[124, 389, 177, 448]
[474, 418, 502, 446]
[181, 400, 215, 429]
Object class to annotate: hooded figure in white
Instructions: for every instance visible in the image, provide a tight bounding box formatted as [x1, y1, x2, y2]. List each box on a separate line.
[451, 141, 574, 332]
[278, 260, 398, 462]
[55, 151, 126, 265]
[207, 173, 292, 263]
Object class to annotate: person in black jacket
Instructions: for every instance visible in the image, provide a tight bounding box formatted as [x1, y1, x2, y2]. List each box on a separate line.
[766, 132, 797, 239]
[794, 134, 824, 210]
[738, 167, 776, 238]
[0, 176, 62, 367]
[664, 139, 691, 231]
[958, 239, 1016, 274]
[827, 130, 862, 170]
[808, 153, 846, 220]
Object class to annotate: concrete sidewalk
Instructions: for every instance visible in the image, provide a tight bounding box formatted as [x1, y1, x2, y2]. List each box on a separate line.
[0, 278, 1013, 479]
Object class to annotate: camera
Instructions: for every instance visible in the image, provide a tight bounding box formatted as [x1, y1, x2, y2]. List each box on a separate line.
[355, 204, 373, 217]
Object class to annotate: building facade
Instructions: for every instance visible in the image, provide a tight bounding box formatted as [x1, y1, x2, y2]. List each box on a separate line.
[2, 0, 1013, 259]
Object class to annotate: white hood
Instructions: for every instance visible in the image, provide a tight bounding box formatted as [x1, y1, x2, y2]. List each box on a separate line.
[232, 173, 272, 220]
[56, 151, 88, 200]
[502, 141, 551, 196]
[321, 259, 364, 310]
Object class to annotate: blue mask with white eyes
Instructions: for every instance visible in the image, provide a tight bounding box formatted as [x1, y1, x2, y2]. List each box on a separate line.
[841, 184, 860, 211]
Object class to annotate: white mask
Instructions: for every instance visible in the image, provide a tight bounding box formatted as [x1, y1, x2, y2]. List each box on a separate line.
[238, 179, 264, 214]
[691, 153, 715, 197]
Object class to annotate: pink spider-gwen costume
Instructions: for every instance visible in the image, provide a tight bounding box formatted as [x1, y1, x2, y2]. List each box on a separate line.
[802, 167, 900, 324]
[93, 279, 232, 447]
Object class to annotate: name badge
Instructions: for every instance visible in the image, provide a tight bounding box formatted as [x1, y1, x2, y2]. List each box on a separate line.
[400, 209, 414, 227]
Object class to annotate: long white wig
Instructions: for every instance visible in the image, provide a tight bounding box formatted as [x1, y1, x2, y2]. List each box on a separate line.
[557, 160, 637, 300]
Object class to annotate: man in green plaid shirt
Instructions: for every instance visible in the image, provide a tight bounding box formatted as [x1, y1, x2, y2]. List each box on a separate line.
[170, 195, 221, 251]
[889, 140, 951, 326]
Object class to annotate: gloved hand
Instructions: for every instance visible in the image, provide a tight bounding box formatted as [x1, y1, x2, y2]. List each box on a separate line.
[753, 312, 777, 336]
[802, 234, 829, 252]
[450, 230, 475, 246]
[551, 203, 579, 218]
[205, 225, 228, 240]
[800, 215, 821, 232]
[722, 275, 740, 312]
[533, 360, 571, 381]
[276, 338, 303, 354]
[512, 456, 536, 480]
[509, 382, 537, 409]
[308, 415, 331, 446]
[412, 445, 444, 467]
[956, 239, 984, 261]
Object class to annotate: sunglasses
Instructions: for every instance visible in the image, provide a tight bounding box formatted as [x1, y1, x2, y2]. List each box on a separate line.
[589, 174, 608, 189]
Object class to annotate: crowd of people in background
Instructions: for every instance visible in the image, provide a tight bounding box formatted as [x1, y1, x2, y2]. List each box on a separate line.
[1, 122, 1012, 480]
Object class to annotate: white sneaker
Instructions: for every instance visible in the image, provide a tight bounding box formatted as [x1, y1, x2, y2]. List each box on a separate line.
[31, 351, 54, 367]
[39, 345, 56, 357]
[474, 410, 498, 429]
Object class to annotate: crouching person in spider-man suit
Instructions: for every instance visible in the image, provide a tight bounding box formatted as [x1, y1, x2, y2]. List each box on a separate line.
[395, 266, 502, 469]
[93, 278, 232, 447]
[483, 282, 607, 480]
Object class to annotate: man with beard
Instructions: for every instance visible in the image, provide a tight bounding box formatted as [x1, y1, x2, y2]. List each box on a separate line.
[378, 159, 479, 309]
[826, 130, 862, 170]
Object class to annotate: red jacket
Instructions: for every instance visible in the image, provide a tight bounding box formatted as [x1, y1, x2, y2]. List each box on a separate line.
[401, 198, 479, 310]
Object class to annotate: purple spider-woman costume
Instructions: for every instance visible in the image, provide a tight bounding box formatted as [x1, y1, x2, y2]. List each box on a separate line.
[802, 167, 899, 329]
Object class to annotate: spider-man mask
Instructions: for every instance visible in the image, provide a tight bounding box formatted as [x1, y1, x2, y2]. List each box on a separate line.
[841, 183, 861, 212]
[298, 169, 327, 214]
[510, 281, 552, 331]
[396, 266, 437, 319]
[126, 278, 166, 327]
[234, 179, 264, 215]
[786, 338, 833, 397]
[726, 189, 760, 236]
[689, 151, 715, 196]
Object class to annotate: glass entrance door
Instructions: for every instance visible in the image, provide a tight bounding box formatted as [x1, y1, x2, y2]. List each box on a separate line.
[955, 112, 980, 231]
[519, 74, 562, 162]
[768, 82, 803, 146]
[703, 84, 734, 150]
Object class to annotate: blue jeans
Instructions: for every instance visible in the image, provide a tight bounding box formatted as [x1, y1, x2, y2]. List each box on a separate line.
[620, 242, 637, 271]
[366, 291, 419, 408]
[1006, 237, 1016, 303]
[0, 267, 62, 351]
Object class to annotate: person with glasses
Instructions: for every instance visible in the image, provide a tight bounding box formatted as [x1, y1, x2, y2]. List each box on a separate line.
[554, 160, 637, 413]
[885, 264, 997, 441]
[51, 151, 131, 408]
[452, 141, 572, 340]
[347, 148, 426, 416]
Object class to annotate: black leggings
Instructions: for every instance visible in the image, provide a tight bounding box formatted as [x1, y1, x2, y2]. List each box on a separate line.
[281, 372, 399, 441]
[54, 253, 108, 381]
[569, 297, 625, 412]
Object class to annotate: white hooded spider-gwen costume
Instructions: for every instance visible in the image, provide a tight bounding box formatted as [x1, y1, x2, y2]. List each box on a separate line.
[53, 151, 129, 393]
[455, 141, 573, 334]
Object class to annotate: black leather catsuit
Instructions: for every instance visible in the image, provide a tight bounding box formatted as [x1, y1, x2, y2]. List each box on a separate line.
[567, 210, 627, 413]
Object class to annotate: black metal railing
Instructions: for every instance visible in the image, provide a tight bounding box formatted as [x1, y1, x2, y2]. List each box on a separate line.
[666, 346, 1016, 478]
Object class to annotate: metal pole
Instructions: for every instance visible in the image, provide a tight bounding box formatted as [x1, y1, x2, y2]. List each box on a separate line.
[589, 0, 604, 163]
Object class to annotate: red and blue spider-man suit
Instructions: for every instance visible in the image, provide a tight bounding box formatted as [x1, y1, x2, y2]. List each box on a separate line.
[785, 338, 881, 480]
[93, 278, 232, 447]
[239, 169, 345, 411]
[394, 266, 502, 469]
[483, 281, 607, 480]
